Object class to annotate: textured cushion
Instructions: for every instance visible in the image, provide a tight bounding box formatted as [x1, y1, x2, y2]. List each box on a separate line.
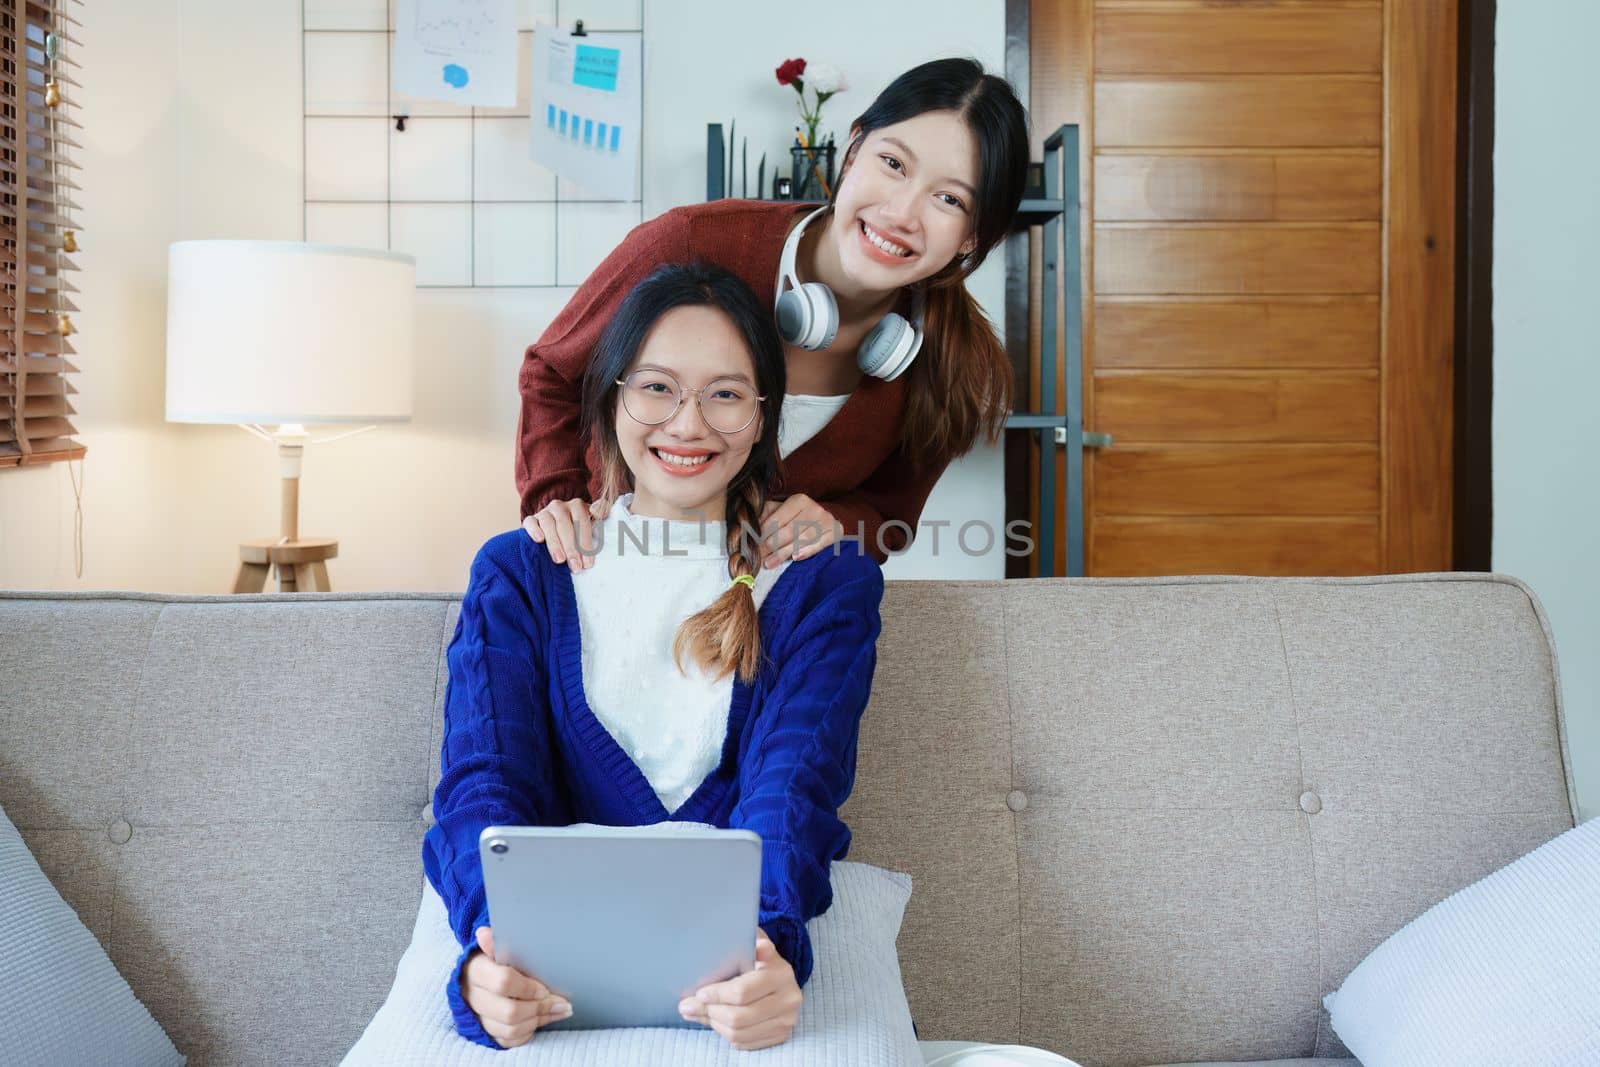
[1323, 818, 1600, 1065]
[342, 860, 920, 1065]
[0, 800, 184, 1067]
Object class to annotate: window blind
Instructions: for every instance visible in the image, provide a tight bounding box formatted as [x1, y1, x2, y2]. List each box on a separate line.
[1, 0, 82, 469]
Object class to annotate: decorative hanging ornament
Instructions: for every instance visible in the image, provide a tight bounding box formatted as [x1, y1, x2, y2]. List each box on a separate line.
[45, 80, 61, 108]
[63, 230, 78, 253]
[57, 314, 75, 336]
[45, 32, 60, 61]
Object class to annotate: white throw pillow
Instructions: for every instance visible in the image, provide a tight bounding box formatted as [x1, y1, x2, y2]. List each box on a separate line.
[0, 801, 185, 1067]
[1324, 817, 1600, 1066]
[343, 860, 921, 1066]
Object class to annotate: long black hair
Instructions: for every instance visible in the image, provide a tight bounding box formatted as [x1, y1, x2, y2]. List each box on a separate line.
[579, 261, 786, 680]
[834, 58, 1030, 478]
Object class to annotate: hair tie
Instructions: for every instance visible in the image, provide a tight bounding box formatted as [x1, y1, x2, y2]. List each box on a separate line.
[730, 574, 756, 592]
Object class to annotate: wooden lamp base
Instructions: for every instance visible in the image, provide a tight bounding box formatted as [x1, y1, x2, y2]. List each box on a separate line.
[231, 429, 338, 594]
[234, 537, 339, 593]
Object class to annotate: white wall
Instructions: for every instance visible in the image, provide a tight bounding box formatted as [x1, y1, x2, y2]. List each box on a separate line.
[1494, 1, 1599, 823]
[0, 0, 1007, 592]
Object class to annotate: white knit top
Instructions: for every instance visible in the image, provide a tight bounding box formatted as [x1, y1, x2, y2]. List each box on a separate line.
[569, 494, 790, 813]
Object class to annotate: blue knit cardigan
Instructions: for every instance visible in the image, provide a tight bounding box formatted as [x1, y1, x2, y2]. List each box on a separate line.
[422, 529, 885, 1047]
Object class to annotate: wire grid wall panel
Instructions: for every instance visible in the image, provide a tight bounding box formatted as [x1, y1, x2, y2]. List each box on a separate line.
[302, 0, 643, 288]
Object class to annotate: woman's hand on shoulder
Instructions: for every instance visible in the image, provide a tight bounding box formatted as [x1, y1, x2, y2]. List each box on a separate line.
[522, 497, 610, 572]
[461, 926, 572, 1048]
[760, 494, 839, 569]
[678, 929, 803, 1050]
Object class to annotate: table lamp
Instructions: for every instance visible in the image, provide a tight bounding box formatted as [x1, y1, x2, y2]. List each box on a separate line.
[165, 241, 416, 593]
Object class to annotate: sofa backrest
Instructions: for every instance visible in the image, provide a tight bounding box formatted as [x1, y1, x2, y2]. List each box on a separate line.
[0, 574, 1579, 1067]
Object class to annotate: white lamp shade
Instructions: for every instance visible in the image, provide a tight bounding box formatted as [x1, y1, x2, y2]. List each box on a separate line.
[165, 241, 416, 424]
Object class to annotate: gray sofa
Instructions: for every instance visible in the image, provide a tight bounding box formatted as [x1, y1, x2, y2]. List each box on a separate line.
[0, 572, 1580, 1067]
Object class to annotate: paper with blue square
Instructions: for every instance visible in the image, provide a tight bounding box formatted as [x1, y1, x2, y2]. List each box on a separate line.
[530, 27, 640, 201]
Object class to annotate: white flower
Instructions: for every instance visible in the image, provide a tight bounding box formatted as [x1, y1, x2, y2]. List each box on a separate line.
[807, 64, 846, 94]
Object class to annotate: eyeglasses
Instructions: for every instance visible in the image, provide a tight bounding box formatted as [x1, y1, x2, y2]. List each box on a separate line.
[615, 369, 765, 435]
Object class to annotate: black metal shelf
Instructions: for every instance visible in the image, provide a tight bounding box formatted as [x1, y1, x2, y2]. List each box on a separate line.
[1012, 198, 1068, 230]
[1001, 413, 1067, 429]
[1002, 125, 1085, 577]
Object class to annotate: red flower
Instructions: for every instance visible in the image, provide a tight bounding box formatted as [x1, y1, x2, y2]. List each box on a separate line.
[775, 58, 807, 87]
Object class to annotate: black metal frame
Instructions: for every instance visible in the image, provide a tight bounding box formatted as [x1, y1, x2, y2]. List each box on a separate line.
[1002, 128, 1082, 577]
[1454, 0, 1495, 571]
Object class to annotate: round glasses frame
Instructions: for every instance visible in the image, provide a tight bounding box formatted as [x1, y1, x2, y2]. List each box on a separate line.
[614, 370, 766, 435]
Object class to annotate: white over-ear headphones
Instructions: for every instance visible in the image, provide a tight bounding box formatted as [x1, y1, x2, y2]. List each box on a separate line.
[774, 206, 925, 382]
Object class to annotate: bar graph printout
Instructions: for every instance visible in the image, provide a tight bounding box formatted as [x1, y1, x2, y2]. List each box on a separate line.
[394, 0, 518, 107]
[530, 27, 642, 201]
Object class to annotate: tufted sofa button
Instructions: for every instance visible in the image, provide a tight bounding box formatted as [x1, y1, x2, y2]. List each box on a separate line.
[421, 802, 433, 826]
[1005, 790, 1028, 813]
[107, 818, 133, 845]
[1299, 790, 1323, 815]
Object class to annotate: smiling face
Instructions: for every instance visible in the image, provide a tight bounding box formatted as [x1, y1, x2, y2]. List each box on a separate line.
[614, 304, 764, 522]
[827, 110, 982, 291]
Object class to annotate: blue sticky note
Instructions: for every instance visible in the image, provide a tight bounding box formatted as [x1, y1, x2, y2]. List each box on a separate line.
[442, 63, 469, 89]
[609, 125, 620, 151]
[583, 118, 594, 145]
[547, 104, 556, 128]
[597, 122, 607, 147]
[573, 45, 620, 91]
[559, 109, 568, 134]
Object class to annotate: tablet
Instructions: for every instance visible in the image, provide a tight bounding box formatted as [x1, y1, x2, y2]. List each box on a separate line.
[478, 823, 762, 1030]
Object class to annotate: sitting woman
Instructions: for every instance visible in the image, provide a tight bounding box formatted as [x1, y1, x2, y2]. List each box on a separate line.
[421, 261, 885, 1052]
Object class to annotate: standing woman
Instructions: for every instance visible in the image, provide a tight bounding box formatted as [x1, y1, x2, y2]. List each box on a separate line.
[518, 57, 1029, 569]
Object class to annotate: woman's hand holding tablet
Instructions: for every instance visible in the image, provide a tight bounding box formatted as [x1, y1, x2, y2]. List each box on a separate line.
[464, 914, 803, 1052]
[678, 927, 804, 1050]
[459, 926, 572, 1048]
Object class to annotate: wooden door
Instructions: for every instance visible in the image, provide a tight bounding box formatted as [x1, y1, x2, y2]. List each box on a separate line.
[1030, 0, 1457, 576]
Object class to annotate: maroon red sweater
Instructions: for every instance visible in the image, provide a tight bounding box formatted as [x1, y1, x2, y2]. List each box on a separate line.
[514, 199, 945, 560]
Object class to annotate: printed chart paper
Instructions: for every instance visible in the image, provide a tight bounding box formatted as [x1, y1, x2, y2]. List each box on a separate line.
[394, 0, 517, 107]
[530, 29, 641, 201]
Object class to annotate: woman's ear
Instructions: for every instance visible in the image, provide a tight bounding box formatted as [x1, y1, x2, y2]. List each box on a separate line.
[953, 214, 980, 258]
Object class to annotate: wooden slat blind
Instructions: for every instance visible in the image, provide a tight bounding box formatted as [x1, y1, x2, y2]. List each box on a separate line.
[1, 0, 83, 469]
